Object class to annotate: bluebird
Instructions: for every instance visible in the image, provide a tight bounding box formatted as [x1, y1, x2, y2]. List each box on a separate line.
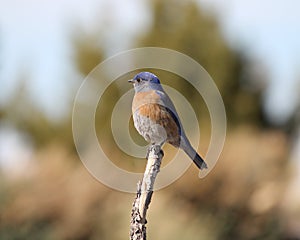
[128, 72, 207, 170]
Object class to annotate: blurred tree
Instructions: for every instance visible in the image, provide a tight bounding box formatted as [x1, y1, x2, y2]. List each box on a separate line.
[0, 29, 115, 150]
[0, 107, 4, 120]
[285, 85, 300, 136]
[137, 0, 265, 126]
[0, 73, 73, 149]
[73, 30, 105, 76]
[71, 28, 128, 165]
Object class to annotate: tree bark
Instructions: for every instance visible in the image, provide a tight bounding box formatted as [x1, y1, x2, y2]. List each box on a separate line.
[130, 145, 163, 240]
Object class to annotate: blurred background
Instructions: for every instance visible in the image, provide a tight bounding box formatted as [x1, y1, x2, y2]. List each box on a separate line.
[1, 0, 300, 239]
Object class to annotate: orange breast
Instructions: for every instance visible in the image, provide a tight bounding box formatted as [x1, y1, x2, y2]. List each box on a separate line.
[135, 103, 181, 147]
[132, 90, 161, 113]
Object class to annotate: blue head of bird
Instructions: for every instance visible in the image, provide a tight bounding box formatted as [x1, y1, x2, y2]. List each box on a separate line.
[128, 72, 162, 92]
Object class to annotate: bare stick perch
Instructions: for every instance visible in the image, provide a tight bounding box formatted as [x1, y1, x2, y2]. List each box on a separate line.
[130, 145, 164, 240]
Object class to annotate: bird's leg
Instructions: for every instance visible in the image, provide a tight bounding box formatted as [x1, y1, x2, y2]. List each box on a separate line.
[154, 144, 164, 157]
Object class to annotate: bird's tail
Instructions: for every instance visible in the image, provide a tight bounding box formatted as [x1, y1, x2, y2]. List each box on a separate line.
[180, 137, 208, 170]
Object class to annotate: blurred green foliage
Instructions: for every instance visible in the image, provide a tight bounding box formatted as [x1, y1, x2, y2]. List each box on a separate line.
[73, 31, 105, 76]
[1, 79, 73, 149]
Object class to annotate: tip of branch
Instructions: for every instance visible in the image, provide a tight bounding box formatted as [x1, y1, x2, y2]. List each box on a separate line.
[147, 145, 164, 159]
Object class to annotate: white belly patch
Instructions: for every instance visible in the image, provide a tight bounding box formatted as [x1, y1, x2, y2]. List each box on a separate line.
[133, 111, 167, 145]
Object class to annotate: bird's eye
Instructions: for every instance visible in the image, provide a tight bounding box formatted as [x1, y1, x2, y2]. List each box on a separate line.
[137, 78, 141, 83]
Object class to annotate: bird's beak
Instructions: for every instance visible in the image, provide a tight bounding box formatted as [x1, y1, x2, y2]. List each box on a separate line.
[128, 79, 134, 83]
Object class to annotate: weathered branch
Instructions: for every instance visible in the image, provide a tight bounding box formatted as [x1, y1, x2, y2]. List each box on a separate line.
[130, 145, 164, 240]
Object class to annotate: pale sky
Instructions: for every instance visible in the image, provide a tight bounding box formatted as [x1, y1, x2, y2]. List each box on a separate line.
[0, 0, 299, 123]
